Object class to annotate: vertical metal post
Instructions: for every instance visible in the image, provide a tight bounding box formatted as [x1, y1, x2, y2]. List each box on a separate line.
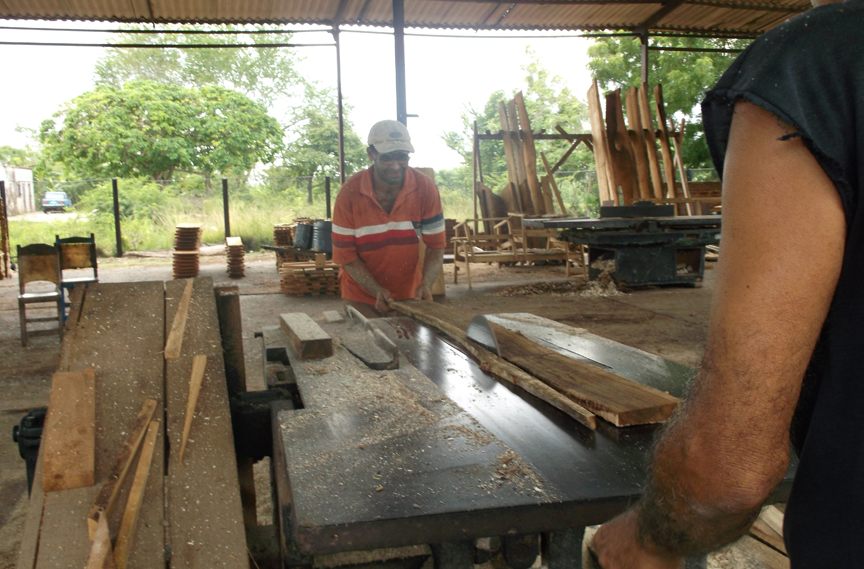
[112, 178, 123, 257]
[640, 32, 650, 85]
[325, 176, 332, 219]
[0, 180, 8, 276]
[332, 26, 346, 184]
[393, 0, 408, 125]
[222, 178, 231, 238]
[0, 180, 7, 222]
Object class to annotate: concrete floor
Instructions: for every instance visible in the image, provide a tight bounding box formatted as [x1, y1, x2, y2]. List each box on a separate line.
[0, 253, 785, 568]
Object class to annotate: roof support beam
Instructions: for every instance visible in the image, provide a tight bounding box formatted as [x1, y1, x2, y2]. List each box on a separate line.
[638, 0, 687, 31]
[393, 0, 408, 125]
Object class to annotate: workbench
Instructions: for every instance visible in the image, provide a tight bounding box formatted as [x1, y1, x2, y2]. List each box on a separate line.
[17, 279, 248, 569]
[523, 216, 722, 287]
[264, 311, 795, 569]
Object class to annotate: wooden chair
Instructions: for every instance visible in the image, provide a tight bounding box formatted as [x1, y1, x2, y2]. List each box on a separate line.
[55, 233, 98, 319]
[504, 214, 588, 278]
[17, 243, 63, 346]
[451, 218, 519, 289]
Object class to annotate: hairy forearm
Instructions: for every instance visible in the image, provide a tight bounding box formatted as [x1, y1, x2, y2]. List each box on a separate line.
[342, 258, 386, 297]
[419, 247, 444, 290]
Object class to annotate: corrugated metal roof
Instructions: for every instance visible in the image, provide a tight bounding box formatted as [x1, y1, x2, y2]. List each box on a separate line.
[0, 0, 811, 36]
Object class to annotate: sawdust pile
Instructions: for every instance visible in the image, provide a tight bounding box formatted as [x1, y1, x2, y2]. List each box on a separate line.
[495, 258, 622, 298]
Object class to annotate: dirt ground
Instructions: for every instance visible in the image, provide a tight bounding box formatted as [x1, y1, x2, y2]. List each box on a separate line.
[0, 251, 779, 568]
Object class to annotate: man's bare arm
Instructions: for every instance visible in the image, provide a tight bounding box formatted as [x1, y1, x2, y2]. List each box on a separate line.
[341, 258, 392, 312]
[593, 101, 846, 566]
[415, 247, 444, 300]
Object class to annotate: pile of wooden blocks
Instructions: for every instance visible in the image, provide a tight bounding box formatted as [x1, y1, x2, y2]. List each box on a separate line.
[587, 80, 693, 213]
[172, 223, 202, 278]
[279, 253, 340, 297]
[225, 236, 244, 278]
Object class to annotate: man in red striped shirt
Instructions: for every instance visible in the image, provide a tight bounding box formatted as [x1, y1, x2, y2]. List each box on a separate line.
[332, 120, 446, 315]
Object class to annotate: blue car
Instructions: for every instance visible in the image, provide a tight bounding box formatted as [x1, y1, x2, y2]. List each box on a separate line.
[42, 191, 71, 213]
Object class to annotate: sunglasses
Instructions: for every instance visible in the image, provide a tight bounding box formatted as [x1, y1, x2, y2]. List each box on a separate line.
[376, 151, 411, 164]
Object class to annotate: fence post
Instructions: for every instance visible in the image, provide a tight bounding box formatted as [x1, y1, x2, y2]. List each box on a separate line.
[325, 176, 331, 219]
[222, 178, 230, 238]
[112, 178, 123, 257]
[0, 180, 8, 276]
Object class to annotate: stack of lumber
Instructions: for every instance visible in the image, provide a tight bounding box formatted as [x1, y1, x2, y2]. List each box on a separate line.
[279, 253, 340, 296]
[390, 300, 680, 430]
[273, 223, 294, 246]
[172, 223, 202, 278]
[18, 278, 248, 569]
[587, 80, 693, 213]
[225, 236, 245, 278]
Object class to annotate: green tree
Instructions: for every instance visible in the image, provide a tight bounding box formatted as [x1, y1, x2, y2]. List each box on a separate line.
[0, 144, 39, 167]
[587, 35, 750, 169]
[40, 80, 283, 186]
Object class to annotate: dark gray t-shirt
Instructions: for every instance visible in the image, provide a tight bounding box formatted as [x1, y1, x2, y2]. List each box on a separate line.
[702, 2, 864, 566]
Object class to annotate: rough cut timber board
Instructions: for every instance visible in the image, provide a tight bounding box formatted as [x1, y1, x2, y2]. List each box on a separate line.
[624, 87, 653, 200]
[587, 80, 614, 204]
[605, 89, 639, 206]
[639, 83, 666, 199]
[498, 101, 523, 212]
[514, 91, 546, 215]
[34, 281, 166, 569]
[281, 312, 334, 360]
[164, 277, 247, 569]
[653, 83, 678, 199]
[42, 367, 96, 492]
[507, 98, 534, 215]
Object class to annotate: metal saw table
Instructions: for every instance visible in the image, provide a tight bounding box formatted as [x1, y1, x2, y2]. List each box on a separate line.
[265, 311, 793, 569]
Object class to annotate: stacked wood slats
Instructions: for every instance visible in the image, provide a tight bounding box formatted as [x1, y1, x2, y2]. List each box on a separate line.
[225, 236, 244, 278]
[273, 224, 297, 267]
[172, 224, 202, 278]
[279, 254, 340, 296]
[586, 81, 693, 212]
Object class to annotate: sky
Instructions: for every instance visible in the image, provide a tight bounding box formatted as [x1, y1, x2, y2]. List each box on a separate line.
[0, 22, 595, 171]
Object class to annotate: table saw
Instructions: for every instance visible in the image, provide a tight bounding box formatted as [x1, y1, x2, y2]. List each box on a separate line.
[259, 309, 795, 569]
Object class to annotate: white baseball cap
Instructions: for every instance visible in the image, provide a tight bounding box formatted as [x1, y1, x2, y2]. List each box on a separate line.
[367, 120, 415, 154]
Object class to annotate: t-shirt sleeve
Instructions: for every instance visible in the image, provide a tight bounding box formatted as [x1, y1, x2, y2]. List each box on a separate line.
[331, 189, 358, 265]
[701, 4, 862, 221]
[418, 179, 447, 249]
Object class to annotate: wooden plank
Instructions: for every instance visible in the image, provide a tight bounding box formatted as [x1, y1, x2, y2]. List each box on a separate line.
[586, 80, 614, 205]
[389, 301, 597, 430]
[36, 282, 166, 569]
[653, 84, 678, 199]
[639, 83, 665, 199]
[42, 367, 96, 492]
[164, 278, 194, 359]
[541, 152, 567, 214]
[508, 98, 534, 215]
[114, 421, 160, 569]
[605, 89, 639, 206]
[59, 283, 87, 371]
[750, 517, 787, 554]
[178, 355, 207, 465]
[733, 536, 790, 569]
[624, 87, 653, 200]
[163, 277, 248, 569]
[214, 286, 247, 397]
[497, 103, 523, 213]
[551, 127, 582, 174]
[87, 398, 158, 539]
[16, 445, 45, 569]
[514, 91, 546, 214]
[671, 118, 693, 215]
[86, 514, 117, 569]
[280, 312, 333, 360]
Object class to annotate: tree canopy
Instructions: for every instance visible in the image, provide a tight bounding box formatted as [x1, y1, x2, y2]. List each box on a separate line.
[587, 36, 750, 168]
[39, 80, 283, 182]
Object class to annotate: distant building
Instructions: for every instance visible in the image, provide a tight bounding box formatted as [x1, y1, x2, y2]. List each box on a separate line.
[2, 165, 34, 215]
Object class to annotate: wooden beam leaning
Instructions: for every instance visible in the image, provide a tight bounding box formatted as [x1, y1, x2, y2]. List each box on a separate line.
[639, 83, 666, 199]
[508, 98, 534, 215]
[587, 80, 614, 204]
[624, 87, 653, 200]
[498, 102, 523, 213]
[653, 83, 679, 199]
[85, 514, 116, 569]
[515, 91, 547, 214]
[178, 355, 207, 466]
[42, 367, 96, 492]
[605, 89, 640, 205]
[540, 152, 568, 214]
[86, 398, 158, 539]
[164, 277, 194, 359]
[113, 421, 160, 569]
[389, 300, 597, 430]
[672, 117, 694, 215]
[281, 312, 333, 360]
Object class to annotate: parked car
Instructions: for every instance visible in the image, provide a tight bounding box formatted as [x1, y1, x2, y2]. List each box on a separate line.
[41, 191, 71, 213]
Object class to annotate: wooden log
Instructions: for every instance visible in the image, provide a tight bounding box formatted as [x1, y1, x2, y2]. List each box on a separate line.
[514, 91, 546, 214]
[587, 80, 614, 204]
[113, 421, 159, 569]
[498, 102, 523, 213]
[508, 98, 534, 214]
[87, 398, 158, 539]
[42, 367, 96, 492]
[541, 152, 567, 215]
[605, 89, 640, 205]
[639, 83, 665, 199]
[178, 355, 207, 466]
[389, 300, 597, 430]
[624, 87, 653, 200]
[653, 84, 678, 199]
[85, 514, 117, 569]
[280, 312, 333, 360]
[164, 278, 194, 359]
